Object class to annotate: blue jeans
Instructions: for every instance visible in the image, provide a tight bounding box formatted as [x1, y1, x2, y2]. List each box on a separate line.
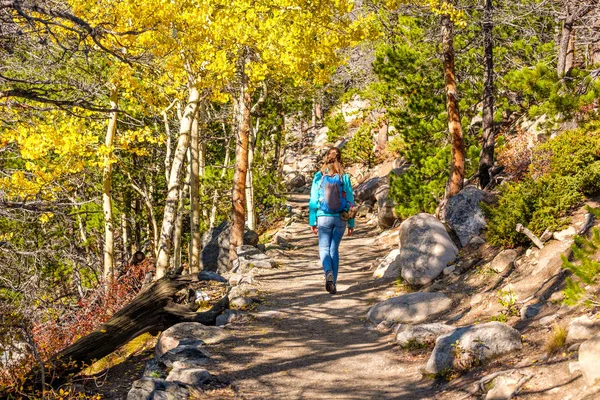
[317, 216, 346, 283]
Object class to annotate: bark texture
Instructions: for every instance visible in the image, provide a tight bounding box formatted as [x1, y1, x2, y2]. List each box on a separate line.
[442, 13, 466, 199]
[478, 0, 495, 189]
[102, 86, 118, 279]
[156, 85, 200, 277]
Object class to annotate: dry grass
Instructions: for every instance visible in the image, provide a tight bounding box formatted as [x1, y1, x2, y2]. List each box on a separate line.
[545, 324, 568, 355]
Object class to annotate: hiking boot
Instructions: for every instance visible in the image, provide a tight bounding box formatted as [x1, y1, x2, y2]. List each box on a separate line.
[330, 283, 337, 295]
[325, 272, 334, 293]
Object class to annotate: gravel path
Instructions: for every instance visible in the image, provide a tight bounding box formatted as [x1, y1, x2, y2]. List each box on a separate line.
[212, 210, 438, 399]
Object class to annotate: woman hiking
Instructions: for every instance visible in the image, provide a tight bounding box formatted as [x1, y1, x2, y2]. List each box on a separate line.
[308, 147, 355, 294]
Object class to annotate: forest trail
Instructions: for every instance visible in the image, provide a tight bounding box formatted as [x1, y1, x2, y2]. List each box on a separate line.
[212, 194, 438, 399]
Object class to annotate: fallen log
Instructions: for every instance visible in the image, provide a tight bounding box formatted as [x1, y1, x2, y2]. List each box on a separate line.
[26, 275, 228, 390]
[516, 223, 544, 249]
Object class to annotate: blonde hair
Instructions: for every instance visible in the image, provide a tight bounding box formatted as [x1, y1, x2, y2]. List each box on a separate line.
[320, 147, 345, 176]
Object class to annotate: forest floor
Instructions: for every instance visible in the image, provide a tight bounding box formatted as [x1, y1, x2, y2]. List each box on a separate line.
[209, 206, 443, 399]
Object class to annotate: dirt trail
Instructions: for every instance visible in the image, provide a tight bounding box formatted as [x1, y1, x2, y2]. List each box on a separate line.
[212, 194, 438, 399]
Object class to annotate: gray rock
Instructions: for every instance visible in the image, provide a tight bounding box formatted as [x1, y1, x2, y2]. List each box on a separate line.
[424, 322, 522, 374]
[538, 314, 559, 327]
[567, 315, 600, 343]
[229, 284, 259, 300]
[579, 334, 600, 385]
[197, 270, 227, 283]
[157, 345, 211, 369]
[216, 309, 246, 326]
[396, 323, 456, 348]
[443, 265, 456, 275]
[399, 214, 459, 286]
[230, 296, 255, 309]
[485, 372, 528, 400]
[127, 378, 189, 400]
[166, 367, 211, 386]
[201, 222, 258, 273]
[233, 245, 276, 273]
[520, 303, 543, 320]
[156, 322, 231, 358]
[367, 292, 453, 325]
[490, 250, 518, 273]
[373, 249, 401, 279]
[443, 186, 487, 247]
[287, 173, 306, 189]
[243, 230, 259, 247]
[553, 226, 576, 241]
[354, 176, 387, 204]
[468, 236, 486, 247]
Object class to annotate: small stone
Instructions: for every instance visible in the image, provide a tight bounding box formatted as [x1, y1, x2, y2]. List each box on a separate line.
[376, 320, 395, 333]
[569, 361, 581, 374]
[553, 226, 577, 241]
[520, 303, 543, 320]
[525, 248, 533, 257]
[490, 249, 518, 273]
[468, 236, 486, 247]
[443, 265, 456, 275]
[230, 296, 254, 309]
[568, 343, 581, 353]
[538, 314, 559, 327]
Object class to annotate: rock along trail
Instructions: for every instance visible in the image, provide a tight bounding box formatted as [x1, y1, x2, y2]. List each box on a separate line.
[212, 200, 437, 399]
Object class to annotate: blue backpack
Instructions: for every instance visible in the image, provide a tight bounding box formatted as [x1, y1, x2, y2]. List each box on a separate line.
[319, 174, 347, 213]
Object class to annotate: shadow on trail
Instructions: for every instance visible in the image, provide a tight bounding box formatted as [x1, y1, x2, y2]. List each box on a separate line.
[215, 224, 439, 399]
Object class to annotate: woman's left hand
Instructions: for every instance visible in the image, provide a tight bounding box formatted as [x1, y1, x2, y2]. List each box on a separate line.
[348, 227, 354, 236]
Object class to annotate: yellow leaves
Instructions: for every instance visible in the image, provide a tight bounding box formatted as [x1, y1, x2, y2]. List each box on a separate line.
[39, 212, 54, 224]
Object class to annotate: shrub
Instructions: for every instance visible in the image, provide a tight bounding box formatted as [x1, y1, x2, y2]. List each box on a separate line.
[485, 122, 600, 247]
[561, 226, 600, 306]
[344, 122, 378, 167]
[324, 113, 347, 143]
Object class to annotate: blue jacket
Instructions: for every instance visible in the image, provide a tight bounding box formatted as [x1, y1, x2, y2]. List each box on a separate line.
[308, 171, 355, 228]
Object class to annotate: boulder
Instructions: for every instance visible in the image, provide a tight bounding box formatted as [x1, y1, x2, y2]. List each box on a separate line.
[232, 245, 276, 273]
[156, 322, 231, 358]
[201, 222, 259, 273]
[424, 322, 523, 374]
[567, 315, 600, 343]
[553, 226, 576, 241]
[373, 249, 401, 279]
[166, 367, 211, 386]
[443, 186, 487, 247]
[243, 230, 260, 247]
[395, 323, 456, 348]
[490, 250, 518, 273]
[354, 176, 387, 204]
[399, 214, 459, 286]
[367, 292, 453, 325]
[127, 378, 190, 400]
[579, 334, 600, 385]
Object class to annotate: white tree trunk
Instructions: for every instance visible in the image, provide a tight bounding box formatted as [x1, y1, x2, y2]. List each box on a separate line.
[163, 100, 178, 182]
[172, 147, 191, 274]
[189, 106, 202, 274]
[245, 117, 260, 231]
[103, 86, 118, 280]
[155, 85, 200, 278]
